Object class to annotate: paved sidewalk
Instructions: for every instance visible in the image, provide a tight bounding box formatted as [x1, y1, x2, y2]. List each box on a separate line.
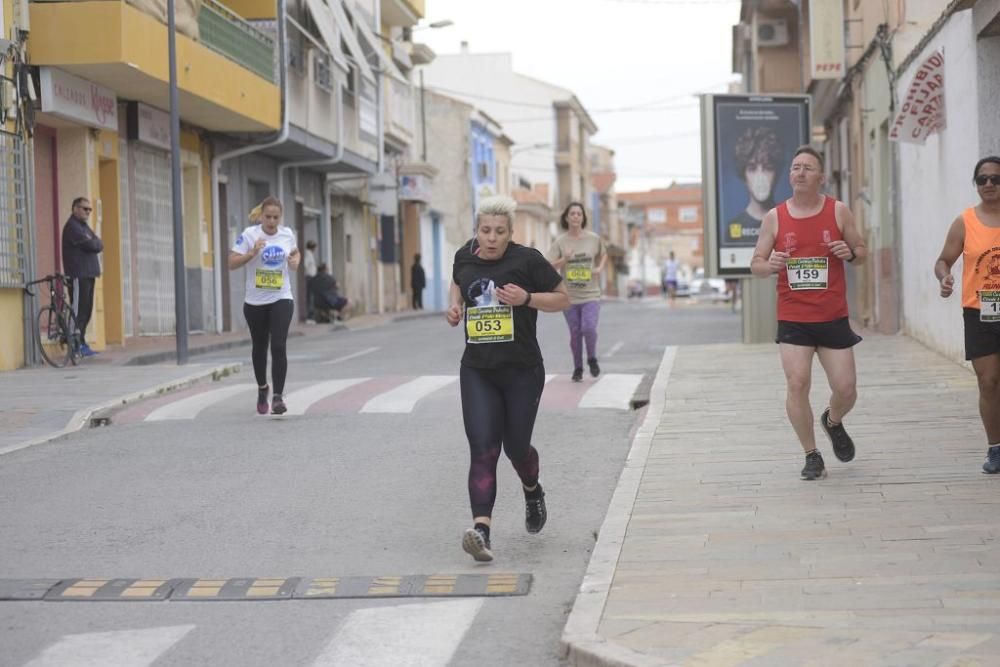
[565, 335, 1000, 667]
[2, 310, 434, 456]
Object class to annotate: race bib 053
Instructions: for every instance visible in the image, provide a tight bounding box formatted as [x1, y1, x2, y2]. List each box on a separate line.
[466, 305, 514, 343]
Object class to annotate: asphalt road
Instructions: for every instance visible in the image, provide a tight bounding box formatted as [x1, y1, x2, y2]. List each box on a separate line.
[0, 298, 740, 666]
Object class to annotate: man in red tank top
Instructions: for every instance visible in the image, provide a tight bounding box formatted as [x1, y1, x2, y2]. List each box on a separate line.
[751, 147, 868, 480]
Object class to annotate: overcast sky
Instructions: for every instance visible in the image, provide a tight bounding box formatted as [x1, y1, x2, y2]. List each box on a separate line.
[417, 0, 742, 194]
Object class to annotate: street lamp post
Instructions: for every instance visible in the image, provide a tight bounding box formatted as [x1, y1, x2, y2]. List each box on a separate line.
[167, 0, 188, 364]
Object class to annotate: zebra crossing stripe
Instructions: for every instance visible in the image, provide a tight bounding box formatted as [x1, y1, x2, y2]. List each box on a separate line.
[145, 385, 254, 421]
[283, 378, 371, 415]
[579, 374, 644, 410]
[23, 625, 195, 667]
[309, 599, 483, 667]
[360, 376, 457, 413]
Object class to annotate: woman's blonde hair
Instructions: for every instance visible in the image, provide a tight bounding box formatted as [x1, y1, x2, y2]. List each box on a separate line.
[249, 195, 283, 223]
[475, 195, 517, 228]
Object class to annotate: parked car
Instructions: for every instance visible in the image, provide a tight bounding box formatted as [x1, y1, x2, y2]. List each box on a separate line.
[689, 269, 729, 301]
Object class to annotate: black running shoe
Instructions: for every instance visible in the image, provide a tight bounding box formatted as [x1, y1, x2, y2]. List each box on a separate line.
[820, 408, 855, 462]
[257, 385, 269, 415]
[984, 445, 1000, 474]
[271, 394, 287, 415]
[588, 358, 600, 378]
[525, 490, 547, 534]
[801, 450, 827, 480]
[571, 367, 583, 382]
[462, 527, 493, 562]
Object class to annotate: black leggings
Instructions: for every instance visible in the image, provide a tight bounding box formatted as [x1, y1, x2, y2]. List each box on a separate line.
[460, 364, 545, 518]
[243, 300, 294, 395]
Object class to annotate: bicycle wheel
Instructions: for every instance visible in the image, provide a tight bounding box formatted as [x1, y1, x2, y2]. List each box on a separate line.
[35, 305, 76, 368]
[60, 308, 83, 366]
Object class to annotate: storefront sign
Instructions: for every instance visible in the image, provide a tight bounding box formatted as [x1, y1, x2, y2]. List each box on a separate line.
[399, 173, 431, 202]
[127, 102, 171, 151]
[39, 67, 117, 131]
[809, 0, 845, 80]
[890, 49, 946, 145]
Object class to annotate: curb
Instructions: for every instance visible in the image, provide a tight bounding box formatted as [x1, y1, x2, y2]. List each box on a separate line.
[560, 346, 678, 667]
[0, 363, 242, 458]
[123, 332, 305, 366]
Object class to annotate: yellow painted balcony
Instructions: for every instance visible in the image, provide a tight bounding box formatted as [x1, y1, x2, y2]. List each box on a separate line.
[28, 0, 280, 132]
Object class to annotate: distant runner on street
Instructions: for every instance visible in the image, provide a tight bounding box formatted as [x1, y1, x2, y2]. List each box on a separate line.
[548, 202, 607, 382]
[229, 196, 300, 416]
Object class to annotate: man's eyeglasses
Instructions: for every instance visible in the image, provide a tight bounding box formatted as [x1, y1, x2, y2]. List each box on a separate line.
[77, 206, 93, 213]
[975, 175, 1000, 186]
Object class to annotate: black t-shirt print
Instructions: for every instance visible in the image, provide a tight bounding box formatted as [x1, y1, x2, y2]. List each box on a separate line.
[452, 240, 564, 369]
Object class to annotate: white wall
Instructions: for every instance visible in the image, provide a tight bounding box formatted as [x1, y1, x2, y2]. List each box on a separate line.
[422, 52, 571, 206]
[897, 10, 979, 362]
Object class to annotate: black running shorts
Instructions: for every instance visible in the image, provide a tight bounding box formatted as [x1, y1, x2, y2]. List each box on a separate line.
[775, 317, 862, 349]
[963, 307, 1000, 360]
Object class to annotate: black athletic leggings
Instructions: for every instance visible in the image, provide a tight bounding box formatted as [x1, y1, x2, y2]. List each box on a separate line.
[243, 300, 294, 395]
[460, 364, 545, 518]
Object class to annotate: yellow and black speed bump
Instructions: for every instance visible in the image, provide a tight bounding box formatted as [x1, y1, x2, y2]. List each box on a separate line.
[293, 573, 532, 599]
[170, 578, 300, 601]
[45, 579, 176, 601]
[0, 574, 531, 601]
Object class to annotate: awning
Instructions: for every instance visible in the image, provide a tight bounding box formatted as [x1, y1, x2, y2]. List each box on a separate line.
[350, 8, 408, 84]
[305, 0, 375, 86]
[328, 0, 377, 86]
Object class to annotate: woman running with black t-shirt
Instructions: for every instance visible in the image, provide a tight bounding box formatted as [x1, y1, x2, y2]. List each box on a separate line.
[229, 196, 301, 415]
[446, 195, 569, 562]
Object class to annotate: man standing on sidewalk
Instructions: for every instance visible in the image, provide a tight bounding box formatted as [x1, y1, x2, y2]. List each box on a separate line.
[62, 196, 103, 357]
[303, 240, 318, 323]
[750, 146, 867, 480]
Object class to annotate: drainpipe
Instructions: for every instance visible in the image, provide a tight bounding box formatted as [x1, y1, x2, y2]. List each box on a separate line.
[210, 0, 290, 332]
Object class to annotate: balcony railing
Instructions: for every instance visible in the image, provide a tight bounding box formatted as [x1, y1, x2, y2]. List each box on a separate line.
[198, 0, 276, 83]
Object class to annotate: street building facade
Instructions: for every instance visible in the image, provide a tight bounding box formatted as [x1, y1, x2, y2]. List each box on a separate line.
[732, 0, 1000, 362]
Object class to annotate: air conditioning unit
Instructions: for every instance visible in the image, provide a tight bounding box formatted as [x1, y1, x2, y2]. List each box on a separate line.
[756, 18, 789, 47]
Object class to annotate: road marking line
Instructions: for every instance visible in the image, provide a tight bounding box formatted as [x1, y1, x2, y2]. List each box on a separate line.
[145, 384, 254, 421]
[283, 378, 370, 415]
[320, 346, 379, 365]
[310, 599, 483, 666]
[545, 374, 556, 384]
[578, 374, 644, 410]
[606, 341, 625, 357]
[24, 625, 195, 667]
[360, 376, 457, 413]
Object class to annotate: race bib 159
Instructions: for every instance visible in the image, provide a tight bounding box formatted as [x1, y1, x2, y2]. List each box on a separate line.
[786, 257, 828, 290]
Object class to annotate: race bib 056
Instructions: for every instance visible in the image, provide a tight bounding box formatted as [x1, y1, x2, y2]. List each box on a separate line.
[466, 305, 514, 343]
[255, 269, 283, 290]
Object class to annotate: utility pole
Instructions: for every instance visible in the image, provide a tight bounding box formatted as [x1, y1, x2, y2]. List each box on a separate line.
[168, 0, 189, 364]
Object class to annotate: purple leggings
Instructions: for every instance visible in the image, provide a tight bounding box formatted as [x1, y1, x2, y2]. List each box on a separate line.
[563, 301, 601, 368]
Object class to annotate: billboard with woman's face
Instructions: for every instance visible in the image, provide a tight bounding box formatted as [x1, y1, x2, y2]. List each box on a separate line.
[701, 95, 810, 276]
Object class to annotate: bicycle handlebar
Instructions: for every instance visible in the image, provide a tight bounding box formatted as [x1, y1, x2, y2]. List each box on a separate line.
[23, 273, 69, 296]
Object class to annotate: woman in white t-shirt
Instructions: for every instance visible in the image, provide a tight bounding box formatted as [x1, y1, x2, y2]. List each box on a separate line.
[228, 196, 301, 415]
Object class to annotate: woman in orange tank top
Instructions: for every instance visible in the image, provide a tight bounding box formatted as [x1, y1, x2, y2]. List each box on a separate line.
[935, 156, 1000, 474]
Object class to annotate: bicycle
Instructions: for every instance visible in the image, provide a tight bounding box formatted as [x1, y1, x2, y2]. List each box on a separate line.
[24, 274, 83, 368]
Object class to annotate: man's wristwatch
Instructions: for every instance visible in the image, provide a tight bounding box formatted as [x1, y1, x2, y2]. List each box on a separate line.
[523, 292, 532, 307]
[847, 247, 857, 263]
